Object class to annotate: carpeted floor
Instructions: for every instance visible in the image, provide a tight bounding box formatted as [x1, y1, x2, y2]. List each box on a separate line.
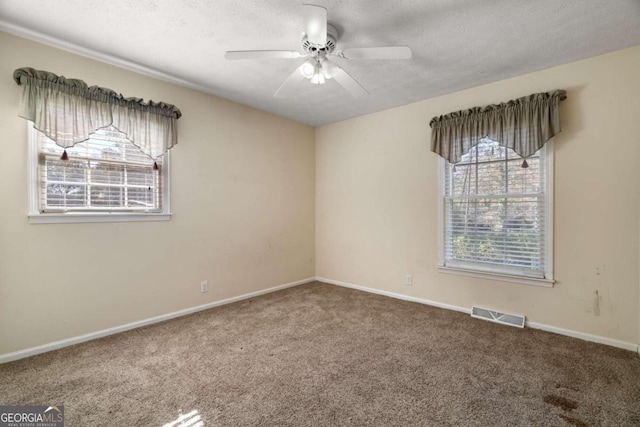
[1, 281, 639, 426]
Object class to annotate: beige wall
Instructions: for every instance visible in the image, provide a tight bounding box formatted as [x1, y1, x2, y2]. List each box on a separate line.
[0, 32, 316, 355]
[316, 46, 640, 345]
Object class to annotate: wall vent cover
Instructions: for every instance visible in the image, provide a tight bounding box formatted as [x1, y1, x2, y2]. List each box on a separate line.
[471, 306, 525, 328]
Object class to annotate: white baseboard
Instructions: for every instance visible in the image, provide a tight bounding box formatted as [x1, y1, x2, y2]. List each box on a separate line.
[316, 277, 472, 315]
[316, 276, 640, 354]
[0, 277, 314, 364]
[525, 321, 639, 353]
[3, 276, 637, 363]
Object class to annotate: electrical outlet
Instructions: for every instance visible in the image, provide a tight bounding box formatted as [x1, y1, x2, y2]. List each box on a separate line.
[406, 274, 412, 286]
[200, 281, 208, 293]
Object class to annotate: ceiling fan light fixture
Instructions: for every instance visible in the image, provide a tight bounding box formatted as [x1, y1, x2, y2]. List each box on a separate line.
[310, 70, 325, 85]
[322, 60, 337, 79]
[300, 59, 317, 78]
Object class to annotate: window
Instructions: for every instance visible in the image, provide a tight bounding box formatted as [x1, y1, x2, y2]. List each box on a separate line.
[439, 138, 553, 286]
[28, 126, 171, 223]
[16, 67, 180, 224]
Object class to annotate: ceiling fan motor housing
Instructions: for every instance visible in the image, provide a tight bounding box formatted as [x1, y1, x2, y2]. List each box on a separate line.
[302, 24, 338, 53]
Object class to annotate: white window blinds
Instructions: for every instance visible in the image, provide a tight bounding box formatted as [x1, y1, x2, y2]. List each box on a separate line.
[442, 138, 549, 278]
[36, 126, 164, 213]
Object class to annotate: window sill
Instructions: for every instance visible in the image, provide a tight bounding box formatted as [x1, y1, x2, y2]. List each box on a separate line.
[28, 212, 172, 224]
[438, 266, 554, 288]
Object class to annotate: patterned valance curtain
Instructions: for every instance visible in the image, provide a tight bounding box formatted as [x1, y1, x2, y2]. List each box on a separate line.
[13, 67, 182, 167]
[430, 90, 566, 167]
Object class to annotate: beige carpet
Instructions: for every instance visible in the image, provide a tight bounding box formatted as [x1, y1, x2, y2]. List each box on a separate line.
[1, 281, 639, 426]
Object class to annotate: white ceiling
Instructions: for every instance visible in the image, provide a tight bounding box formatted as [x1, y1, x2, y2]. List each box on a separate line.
[1, 0, 639, 126]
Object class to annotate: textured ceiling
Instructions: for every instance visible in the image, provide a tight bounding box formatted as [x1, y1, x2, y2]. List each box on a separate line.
[1, 0, 639, 126]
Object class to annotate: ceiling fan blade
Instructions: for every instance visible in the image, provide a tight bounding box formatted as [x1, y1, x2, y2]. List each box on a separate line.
[302, 4, 327, 46]
[225, 50, 304, 60]
[339, 46, 412, 60]
[332, 66, 368, 98]
[273, 66, 306, 98]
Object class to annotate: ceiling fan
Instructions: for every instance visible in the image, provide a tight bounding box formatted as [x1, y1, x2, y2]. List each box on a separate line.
[224, 4, 412, 98]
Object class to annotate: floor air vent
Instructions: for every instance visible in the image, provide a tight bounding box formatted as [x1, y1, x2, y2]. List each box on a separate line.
[471, 306, 525, 328]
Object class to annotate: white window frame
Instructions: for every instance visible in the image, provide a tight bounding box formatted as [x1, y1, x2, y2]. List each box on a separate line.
[437, 140, 554, 288]
[27, 125, 172, 224]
